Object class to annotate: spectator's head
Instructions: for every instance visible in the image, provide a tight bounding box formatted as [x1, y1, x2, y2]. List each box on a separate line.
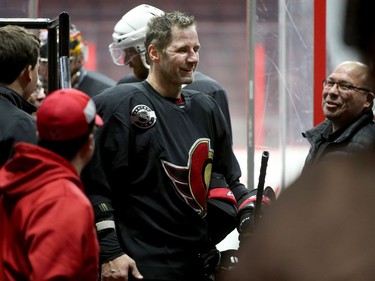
[38, 24, 88, 93]
[36, 88, 103, 164]
[109, 4, 164, 79]
[322, 61, 374, 132]
[0, 25, 40, 99]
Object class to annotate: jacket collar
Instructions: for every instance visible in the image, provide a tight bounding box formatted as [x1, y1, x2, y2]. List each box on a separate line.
[0, 86, 36, 115]
[303, 110, 374, 143]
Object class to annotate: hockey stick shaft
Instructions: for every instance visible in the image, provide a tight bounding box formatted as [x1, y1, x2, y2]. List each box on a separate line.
[254, 151, 269, 223]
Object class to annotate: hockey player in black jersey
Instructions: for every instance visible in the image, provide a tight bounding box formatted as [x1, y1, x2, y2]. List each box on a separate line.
[82, 10, 268, 281]
[109, 4, 233, 139]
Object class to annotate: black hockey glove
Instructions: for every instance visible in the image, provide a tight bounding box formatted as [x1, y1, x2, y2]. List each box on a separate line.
[237, 186, 275, 242]
[237, 202, 255, 242]
[237, 206, 255, 235]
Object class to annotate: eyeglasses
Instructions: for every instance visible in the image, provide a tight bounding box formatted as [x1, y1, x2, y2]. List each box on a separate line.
[323, 80, 373, 93]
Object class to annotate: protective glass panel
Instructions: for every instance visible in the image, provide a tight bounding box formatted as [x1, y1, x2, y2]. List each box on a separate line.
[250, 0, 314, 193]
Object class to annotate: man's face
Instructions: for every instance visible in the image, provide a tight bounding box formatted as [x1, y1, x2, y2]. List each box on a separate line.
[158, 25, 200, 86]
[322, 62, 373, 131]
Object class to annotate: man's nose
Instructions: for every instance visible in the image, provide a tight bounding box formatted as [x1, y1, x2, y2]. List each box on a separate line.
[187, 51, 199, 63]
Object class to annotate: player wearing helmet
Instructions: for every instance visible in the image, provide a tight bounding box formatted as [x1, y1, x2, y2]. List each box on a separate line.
[109, 4, 163, 80]
[39, 24, 116, 96]
[110, 4, 233, 138]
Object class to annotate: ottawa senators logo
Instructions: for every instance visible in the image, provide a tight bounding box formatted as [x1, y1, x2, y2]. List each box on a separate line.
[161, 138, 214, 217]
[131, 104, 157, 129]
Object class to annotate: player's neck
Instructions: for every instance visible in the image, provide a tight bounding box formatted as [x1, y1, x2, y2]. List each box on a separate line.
[146, 76, 181, 99]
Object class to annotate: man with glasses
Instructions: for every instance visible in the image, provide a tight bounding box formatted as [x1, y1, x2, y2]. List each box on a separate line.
[302, 61, 375, 168]
[228, 62, 375, 281]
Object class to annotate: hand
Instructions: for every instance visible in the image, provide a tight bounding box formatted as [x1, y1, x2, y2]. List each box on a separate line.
[101, 254, 143, 281]
[237, 186, 276, 242]
[238, 210, 255, 235]
[237, 209, 255, 244]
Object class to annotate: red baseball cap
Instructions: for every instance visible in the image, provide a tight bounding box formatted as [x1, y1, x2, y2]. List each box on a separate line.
[36, 88, 104, 141]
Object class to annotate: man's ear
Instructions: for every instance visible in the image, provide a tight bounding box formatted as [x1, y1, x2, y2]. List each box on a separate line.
[73, 133, 95, 173]
[81, 133, 95, 156]
[365, 92, 375, 108]
[20, 65, 32, 83]
[148, 44, 160, 63]
[88, 133, 95, 151]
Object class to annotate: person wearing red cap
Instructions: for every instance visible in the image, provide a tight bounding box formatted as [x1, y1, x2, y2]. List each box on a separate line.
[0, 88, 103, 281]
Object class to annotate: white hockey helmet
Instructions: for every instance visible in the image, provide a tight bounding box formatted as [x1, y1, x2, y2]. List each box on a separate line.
[109, 4, 164, 67]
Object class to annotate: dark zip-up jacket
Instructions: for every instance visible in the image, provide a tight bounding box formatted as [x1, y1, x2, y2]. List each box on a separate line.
[302, 110, 375, 168]
[0, 87, 37, 167]
[74, 68, 116, 98]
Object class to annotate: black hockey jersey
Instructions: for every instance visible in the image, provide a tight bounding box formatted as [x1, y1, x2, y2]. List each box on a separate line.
[118, 71, 233, 139]
[83, 81, 248, 280]
[74, 68, 116, 98]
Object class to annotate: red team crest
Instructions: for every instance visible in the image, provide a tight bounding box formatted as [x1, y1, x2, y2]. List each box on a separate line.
[161, 139, 214, 216]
